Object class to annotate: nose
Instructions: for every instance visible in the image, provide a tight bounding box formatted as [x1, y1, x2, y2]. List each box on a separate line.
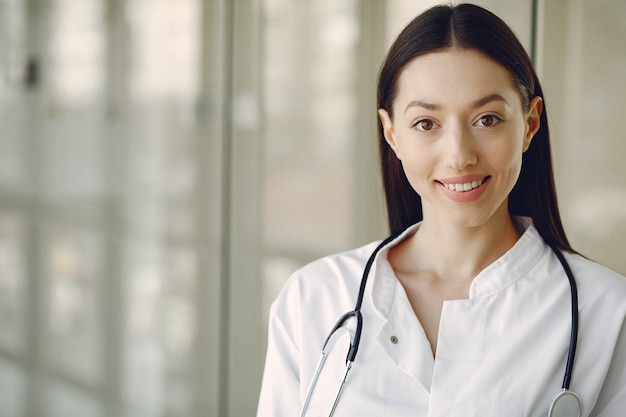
[442, 124, 477, 170]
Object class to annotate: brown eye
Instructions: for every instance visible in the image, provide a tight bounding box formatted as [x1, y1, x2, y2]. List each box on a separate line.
[414, 118, 436, 131]
[480, 115, 495, 126]
[475, 114, 502, 127]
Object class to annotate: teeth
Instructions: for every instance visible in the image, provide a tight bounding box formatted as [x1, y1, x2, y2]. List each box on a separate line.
[444, 178, 485, 192]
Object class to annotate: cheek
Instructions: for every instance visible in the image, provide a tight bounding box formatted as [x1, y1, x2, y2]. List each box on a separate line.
[491, 142, 524, 185]
[397, 154, 430, 192]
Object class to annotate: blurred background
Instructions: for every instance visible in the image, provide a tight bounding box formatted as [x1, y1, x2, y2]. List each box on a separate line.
[0, 0, 624, 416]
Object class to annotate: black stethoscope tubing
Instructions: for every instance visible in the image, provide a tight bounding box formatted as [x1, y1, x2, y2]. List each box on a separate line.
[549, 243, 579, 391]
[348, 233, 400, 361]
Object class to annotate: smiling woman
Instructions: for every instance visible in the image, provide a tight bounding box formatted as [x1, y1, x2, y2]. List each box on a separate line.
[257, 4, 626, 417]
[378, 49, 542, 229]
[1, 0, 624, 417]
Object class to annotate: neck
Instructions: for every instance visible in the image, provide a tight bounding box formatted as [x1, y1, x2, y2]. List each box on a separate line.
[391, 213, 521, 284]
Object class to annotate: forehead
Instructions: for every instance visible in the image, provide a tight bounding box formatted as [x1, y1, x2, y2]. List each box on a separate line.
[394, 49, 520, 108]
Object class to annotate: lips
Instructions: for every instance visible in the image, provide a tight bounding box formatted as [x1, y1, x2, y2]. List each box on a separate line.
[442, 177, 486, 192]
[436, 175, 491, 202]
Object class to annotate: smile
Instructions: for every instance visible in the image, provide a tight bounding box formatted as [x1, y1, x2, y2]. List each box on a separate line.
[443, 178, 486, 192]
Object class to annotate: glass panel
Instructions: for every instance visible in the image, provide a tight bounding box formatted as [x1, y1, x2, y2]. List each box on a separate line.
[40, 108, 108, 201]
[0, 357, 26, 417]
[261, 0, 362, 323]
[541, 0, 626, 275]
[43, 0, 107, 202]
[161, 247, 197, 359]
[1, 0, 216, 415]
[48, 0, 104, 105]
[44, 378, 103, 417]
[0, 0, 31, 192]
[122, 240, 166, 415]
[121, 1, 201, 415]
[0, 211, 26, 353]
[43, 223, 103, 385]
[121, 242, 198, 416]
[262, 0, 360, 255]
[127, 0, 200, 100]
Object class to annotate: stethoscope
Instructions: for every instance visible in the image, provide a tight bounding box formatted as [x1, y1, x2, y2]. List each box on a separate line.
[300, 233, 581, 417]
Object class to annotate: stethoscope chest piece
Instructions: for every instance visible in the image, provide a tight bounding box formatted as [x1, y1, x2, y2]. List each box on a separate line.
[548, 390, 581, 417]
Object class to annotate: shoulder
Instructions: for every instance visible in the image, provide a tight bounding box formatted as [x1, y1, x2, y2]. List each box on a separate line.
[298, 240, 382, 279]
[266, 240, 386, 347]
[563, 251, 626, 311]
[564, 251, 626, 290]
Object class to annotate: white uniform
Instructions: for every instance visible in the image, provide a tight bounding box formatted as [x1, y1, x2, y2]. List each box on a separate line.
[257, 217, 626, 416]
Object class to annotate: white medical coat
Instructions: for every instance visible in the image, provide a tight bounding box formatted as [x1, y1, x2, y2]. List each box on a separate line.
[257, 217, 626, 416]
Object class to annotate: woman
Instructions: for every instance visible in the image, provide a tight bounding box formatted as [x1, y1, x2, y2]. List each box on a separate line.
[257, 4, 626, 416]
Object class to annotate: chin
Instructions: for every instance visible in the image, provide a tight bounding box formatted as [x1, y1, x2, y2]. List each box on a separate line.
[430, 203, 510, 230]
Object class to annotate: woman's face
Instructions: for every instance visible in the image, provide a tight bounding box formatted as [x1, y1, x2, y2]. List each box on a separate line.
[378, 48, 542, 229]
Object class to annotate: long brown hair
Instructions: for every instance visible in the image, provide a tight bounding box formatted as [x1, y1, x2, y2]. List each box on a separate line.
[377, 3, 573, 252]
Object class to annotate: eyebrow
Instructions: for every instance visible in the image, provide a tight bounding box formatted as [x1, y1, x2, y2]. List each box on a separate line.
[472, 93, 509, 109]
[404, 93, 510, 114]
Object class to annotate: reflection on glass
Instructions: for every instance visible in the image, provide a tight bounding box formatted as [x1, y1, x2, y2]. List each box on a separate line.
[0, 1, 30, 191]
[43, 0, 108, 202]
[2, 0, 205, 415]
[0, 211, 26, 353]
[44, 378, 103, 417]
[162, 247, 197, 359]
[263, 0, 360, 254]
[121, 0, 201, 415]
[127, 0, 200, 99]
[542, 0, 626, 274]
[49, 0, 104, 106]
[44, 225, 103, 385]
[123, 241, 166, 415]
[0, 358, 26, 417]
[123, 241, 199, 415]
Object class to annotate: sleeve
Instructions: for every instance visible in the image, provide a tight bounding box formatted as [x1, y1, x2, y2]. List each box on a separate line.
[257, 275, 302, 417]
[590, 313, 626, 416]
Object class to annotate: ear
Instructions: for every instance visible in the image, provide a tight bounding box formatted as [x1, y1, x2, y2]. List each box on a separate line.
[378, 108, 401, 159]
[523, 96, 543, 152]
